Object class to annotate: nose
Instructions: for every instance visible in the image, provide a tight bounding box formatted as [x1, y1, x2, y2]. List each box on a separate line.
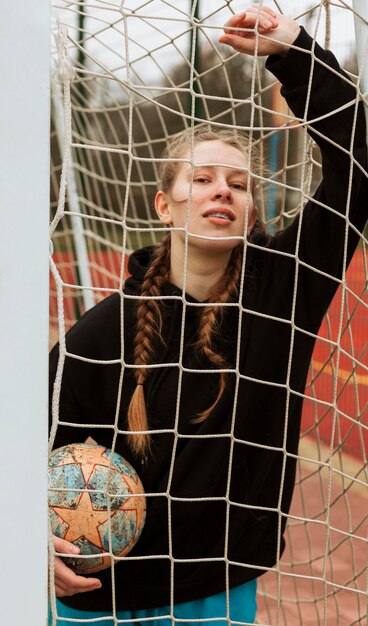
[212, 182, 233, 203]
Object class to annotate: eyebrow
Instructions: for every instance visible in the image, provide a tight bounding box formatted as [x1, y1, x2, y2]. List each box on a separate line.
[190, 165, 249, 176]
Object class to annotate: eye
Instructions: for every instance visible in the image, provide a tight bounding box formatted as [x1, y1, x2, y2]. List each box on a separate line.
[230, 182, 247, 191]
[194, 176, 210, 184]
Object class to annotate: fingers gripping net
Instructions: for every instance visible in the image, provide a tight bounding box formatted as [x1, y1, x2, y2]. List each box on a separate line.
[49, 1, 368, 625]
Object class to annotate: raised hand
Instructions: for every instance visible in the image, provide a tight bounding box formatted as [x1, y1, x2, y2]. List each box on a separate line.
[51, 535, 102, 597]
[219, 4, 301, 57]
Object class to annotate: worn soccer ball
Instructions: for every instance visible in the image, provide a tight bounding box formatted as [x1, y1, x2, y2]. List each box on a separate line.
[48, 443, 146, 574]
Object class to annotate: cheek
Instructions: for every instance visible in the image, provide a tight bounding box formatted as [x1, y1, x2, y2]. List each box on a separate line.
[238, 194, 255, 230]
[171, 181, 209, 207]
[170, 181, 190, 204]
[244, 193, 254, 215]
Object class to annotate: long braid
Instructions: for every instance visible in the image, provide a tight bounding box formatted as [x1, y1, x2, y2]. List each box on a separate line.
[128, 127, 261, 453]
[193, 245, 243, 423]
[127, 234, 171, 456]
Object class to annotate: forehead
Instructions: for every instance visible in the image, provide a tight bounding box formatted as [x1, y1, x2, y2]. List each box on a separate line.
[181, 140, 249, 171]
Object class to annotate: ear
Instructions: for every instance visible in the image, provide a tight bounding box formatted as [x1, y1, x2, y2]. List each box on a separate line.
[247, 207, 258, 235]
[155, 191, 173, 225]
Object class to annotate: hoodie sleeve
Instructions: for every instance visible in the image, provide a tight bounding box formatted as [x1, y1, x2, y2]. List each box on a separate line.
[49, 293, 123, 450]
[262, 27, 367, 328]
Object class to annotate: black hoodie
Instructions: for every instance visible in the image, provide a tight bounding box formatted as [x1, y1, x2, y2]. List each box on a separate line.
[49, 29, 368, 612]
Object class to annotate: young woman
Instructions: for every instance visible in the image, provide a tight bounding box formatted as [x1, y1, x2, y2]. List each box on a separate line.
[49, 5, 368, 625]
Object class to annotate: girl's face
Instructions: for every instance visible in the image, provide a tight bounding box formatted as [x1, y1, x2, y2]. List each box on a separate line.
[155, 140, 256, 254]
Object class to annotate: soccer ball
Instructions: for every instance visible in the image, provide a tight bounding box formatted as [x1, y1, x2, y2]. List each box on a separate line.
[48, 443, 146, 574]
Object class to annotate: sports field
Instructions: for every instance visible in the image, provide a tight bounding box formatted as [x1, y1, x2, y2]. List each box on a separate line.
[257, 436, 367, 625]
[302, 250, 367, 461]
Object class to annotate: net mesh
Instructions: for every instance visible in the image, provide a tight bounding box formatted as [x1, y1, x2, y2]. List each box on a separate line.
[49, 1, 368, 624]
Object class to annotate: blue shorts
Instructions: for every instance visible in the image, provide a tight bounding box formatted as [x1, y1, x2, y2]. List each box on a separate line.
[49, 579, 257, 626]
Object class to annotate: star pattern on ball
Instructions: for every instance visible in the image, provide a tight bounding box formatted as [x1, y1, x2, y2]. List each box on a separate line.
[49, 444, 147, 572]
[50, 446, 125, 549]
[53, 444, 113, 483]
[53, 489, 113, 547]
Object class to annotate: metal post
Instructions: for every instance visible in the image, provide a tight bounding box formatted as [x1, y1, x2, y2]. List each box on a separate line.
[52, 83, 95, 312]
[188, 0, 202, 122]
[0, 2, 50, 624]
[353, 0, 368, 143]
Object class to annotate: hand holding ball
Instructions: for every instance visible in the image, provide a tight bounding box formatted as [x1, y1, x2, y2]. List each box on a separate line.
[48, 444, 146, 574]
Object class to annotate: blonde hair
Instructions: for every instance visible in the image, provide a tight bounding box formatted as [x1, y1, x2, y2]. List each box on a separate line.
[127, 126, 263, 457]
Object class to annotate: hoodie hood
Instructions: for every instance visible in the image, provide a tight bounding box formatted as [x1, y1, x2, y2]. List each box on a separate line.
[124, 244, 254, 304]
[125, 246, 153, 292]
[125, 245, 196, 300]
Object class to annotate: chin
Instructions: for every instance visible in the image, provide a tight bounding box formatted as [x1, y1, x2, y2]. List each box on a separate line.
[187, 233, 242, 254]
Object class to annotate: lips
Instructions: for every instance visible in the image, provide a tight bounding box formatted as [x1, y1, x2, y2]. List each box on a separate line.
[202, 208, 235, 222]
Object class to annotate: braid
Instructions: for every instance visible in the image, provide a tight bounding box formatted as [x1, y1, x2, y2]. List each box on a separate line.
[193, 245, 243, 424]
[127, 234, 170, 456]
[128, 240, 243, 451]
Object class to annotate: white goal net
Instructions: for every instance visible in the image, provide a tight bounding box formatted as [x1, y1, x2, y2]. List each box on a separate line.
[49, 1, 368, 625]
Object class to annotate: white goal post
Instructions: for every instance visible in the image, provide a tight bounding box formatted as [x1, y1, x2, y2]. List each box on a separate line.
[0, 1, 50, 624]
[353, 0, 368, 140]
